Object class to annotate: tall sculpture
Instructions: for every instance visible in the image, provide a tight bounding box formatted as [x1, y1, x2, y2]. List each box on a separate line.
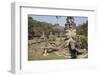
[64, 16, 77, 58]
[64, 16, 87, 59]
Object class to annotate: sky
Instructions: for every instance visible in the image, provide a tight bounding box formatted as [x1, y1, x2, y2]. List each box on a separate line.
[29, 15, 88, 26]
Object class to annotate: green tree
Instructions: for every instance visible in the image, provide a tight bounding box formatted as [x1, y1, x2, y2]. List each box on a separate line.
[76, 20, 88, 49]
[28, 16, 53, 40]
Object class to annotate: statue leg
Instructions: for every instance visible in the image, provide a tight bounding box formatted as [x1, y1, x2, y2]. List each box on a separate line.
[70, 49, 77, 59]
[43, 48, 49, 56]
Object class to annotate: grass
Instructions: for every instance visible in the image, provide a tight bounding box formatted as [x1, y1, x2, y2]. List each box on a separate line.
[28, 43, 65, 61]
[28, 52, 66, 61]
[28, 39, 88, 61]
[28, 42, 66, 61]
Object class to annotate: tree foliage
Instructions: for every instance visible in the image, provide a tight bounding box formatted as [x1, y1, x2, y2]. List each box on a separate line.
[76, 21, 88, 49]
[76, 21, 88, 36]
[28, 16, 53, 39]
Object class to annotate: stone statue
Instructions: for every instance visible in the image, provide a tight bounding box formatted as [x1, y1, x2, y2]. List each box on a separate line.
[64, 16, 77, 58]
[64, 16, 87, 59]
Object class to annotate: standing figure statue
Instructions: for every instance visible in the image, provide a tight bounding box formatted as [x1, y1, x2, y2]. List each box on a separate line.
[65, 16, 77, 59]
